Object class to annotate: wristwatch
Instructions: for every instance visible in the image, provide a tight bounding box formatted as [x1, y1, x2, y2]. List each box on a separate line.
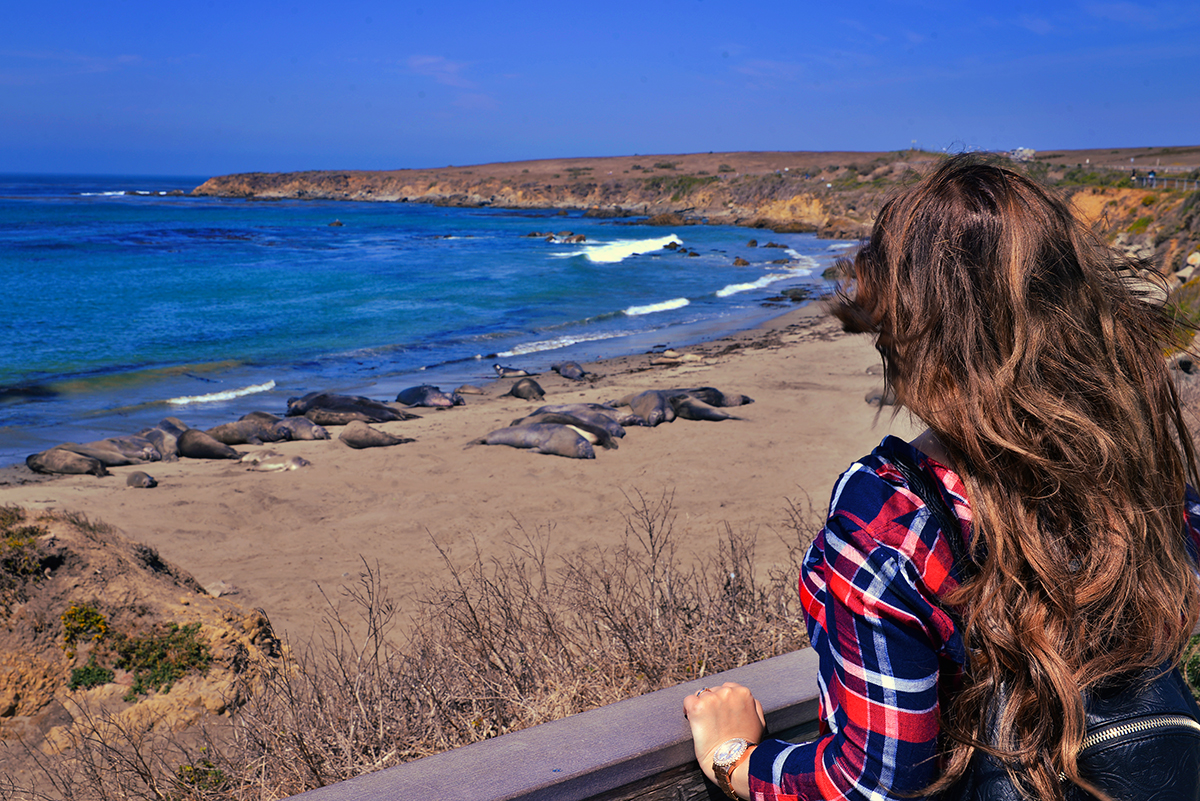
[712, 737, 755, 799]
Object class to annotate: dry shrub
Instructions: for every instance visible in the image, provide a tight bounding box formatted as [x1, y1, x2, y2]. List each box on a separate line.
[8, 489, 820, 799]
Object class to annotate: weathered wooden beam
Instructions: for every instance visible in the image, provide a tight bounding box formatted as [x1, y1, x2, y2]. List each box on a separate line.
[292, 648, 821, 801]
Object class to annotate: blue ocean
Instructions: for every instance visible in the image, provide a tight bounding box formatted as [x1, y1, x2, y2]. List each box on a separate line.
[1, 174, 850, 467]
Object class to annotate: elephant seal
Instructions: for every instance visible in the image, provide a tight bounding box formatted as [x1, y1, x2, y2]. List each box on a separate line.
[240, 410, 281, 423]
[551, 361, 588, 381]
[671, 387, 754, 407]
[240, 451, 312, 471]
[58, 436, 161, 467]
[514, 405, 626, 439]
[455, 384, 485, 396]
[126, 471, 158, 488]
[493, 364, 535, 378]
[287, 392, 417, 424]
[504, 378, 545, 401]
[137, 426, 180, 461]
[529, 403, 638, 429]
[177, 429, 241, 460]
[338, 420, 415, 449]
[26, 448, 110, 477]
[668, 394, 739, 422]
[471, 424, 595, 459]
[612, 390, 675, 427]
[273, 416, 330, 440]
[207, 418, 290, 446]
[509, 413, 619, 449]
[396, 385, 464, 408]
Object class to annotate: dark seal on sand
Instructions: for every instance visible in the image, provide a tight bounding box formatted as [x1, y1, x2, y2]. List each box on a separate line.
[26, 449, 110, 477]
[471, 423, 595, 459]
[504, 378, 546, 401]
[177, 429, 241, 460]
[338, 420, 415, 449]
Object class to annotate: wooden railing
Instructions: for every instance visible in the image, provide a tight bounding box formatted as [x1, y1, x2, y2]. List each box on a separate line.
[291, 648, 821, 801]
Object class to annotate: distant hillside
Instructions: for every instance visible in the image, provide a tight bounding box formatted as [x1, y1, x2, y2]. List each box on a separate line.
[193, 147, 1200, 278]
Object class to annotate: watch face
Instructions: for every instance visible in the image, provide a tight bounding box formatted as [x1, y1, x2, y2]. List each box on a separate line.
[714, 738, 748, 765]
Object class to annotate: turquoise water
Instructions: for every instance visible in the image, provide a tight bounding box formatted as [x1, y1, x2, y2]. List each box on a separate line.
[1, 174, 851, 466]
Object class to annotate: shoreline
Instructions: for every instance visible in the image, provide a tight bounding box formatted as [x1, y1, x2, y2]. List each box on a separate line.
[0, 305, 920, 645]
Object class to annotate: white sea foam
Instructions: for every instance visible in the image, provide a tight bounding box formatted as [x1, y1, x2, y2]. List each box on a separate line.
[168, 380, 276, 406]
[717, 275, 790, 297]
[579, 234, 681, 264]
[624, 297, 690, 316]
[496, 331, 632, 358]
[79, 191, 128, 197]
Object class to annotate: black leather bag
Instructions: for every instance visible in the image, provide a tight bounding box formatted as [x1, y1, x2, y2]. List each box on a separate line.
[888, 449, 1200, 801]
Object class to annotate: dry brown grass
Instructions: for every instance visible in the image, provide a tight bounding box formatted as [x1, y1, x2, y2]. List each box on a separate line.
[4, 489, 819, 800]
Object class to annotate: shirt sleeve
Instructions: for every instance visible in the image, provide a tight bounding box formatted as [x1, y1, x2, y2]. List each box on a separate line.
[747, 453, 964, 801]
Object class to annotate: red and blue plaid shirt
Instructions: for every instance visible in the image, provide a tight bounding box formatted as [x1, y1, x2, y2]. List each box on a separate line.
[748, 435, 1200, 801]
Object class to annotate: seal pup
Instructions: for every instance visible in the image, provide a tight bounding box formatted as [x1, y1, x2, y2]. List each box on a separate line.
[504, 377, 545, 401]
[493, 364, 535, 378]
[126, 471, 158, 488]
[508, 412, 619, 449]
[177, 429, 241, 460]
[26, 448, 110, 477]
[455, 384, 485, 396]
[338, 420, 415, 450]
[396, 385, 464, 408]
[470, 424, 595, 459]
[240, 451, 312, 471]
[551, 361, 589, 381]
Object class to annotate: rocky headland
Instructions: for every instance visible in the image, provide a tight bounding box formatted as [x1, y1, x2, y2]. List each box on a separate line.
[193, 146, 1200, 280]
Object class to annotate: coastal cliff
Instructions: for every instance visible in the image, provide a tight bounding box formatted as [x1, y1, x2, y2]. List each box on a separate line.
[192, 150, 936, 240]
[193, 147, 1200, 275]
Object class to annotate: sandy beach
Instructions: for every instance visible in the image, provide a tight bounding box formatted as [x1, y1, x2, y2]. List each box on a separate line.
[0, 306, 919, 645]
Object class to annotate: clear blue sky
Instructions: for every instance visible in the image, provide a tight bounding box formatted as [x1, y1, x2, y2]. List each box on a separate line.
[3, 0, 1198, 177]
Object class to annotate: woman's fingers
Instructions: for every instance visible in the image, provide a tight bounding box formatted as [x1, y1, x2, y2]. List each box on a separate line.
[683, 682, 767, 770]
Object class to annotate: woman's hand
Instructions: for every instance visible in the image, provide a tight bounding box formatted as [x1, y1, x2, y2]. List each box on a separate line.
[682, 681, 766, 798]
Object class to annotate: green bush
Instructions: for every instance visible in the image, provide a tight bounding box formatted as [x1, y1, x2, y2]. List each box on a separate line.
[115, 622, 212, 701]
[1129, 216, 1153, 234]
[69, 660, 115, 690]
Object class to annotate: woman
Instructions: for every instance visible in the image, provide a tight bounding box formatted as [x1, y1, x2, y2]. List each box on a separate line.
[684, 154, 1200, 800]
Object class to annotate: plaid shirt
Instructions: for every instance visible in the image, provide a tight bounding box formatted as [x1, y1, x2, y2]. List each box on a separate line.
[748, 435, 1200, 801]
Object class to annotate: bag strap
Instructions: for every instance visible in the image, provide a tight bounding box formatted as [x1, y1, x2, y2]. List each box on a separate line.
[888, 447, 978, 583]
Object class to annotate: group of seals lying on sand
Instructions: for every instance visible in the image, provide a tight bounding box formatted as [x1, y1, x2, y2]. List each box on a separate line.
[286, 392, 420, 426]
[471, 386, 752, 459]
[610, 386, 754, 426]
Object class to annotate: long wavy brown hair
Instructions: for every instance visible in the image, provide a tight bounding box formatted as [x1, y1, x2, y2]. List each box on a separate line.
[832, 154, 1200, 800]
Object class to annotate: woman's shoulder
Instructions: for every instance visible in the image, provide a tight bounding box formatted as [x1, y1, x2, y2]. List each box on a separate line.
[824, 435, 971, 563]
